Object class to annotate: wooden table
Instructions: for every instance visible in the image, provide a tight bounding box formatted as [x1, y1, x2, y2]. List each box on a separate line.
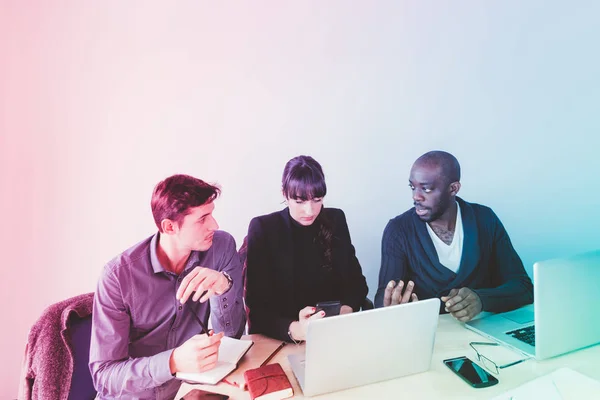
[176, 315, 600, 399]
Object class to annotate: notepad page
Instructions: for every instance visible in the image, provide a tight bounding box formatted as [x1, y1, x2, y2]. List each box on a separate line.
[175, 336, 253, 384]
[218, 336, 253, 364]
[490, 367, 600, 400]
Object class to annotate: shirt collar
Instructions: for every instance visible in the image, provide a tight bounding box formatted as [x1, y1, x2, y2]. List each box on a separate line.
[150, 232, 203, 274]
[150, 232, 167, 274]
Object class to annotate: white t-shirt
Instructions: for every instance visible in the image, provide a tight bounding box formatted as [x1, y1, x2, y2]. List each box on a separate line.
[426, 202, 463, 273]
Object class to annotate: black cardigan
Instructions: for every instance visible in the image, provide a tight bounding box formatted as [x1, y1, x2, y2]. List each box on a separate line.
[375, 197, 533, 312]
[245, 207, 368, 341]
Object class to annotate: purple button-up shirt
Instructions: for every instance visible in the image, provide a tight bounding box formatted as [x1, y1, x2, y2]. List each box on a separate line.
[90, 231, 246, 400]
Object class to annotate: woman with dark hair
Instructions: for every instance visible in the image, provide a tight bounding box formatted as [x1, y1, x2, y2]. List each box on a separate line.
[245, 155, 368, 342]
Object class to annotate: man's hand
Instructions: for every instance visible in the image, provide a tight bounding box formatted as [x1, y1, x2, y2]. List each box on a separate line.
[441, 288, 482, 322]
[383, 280, 418, 307]
[289, 306, 325, 342]
[176, 267, 231, 304]
[169, 331, 224, 374]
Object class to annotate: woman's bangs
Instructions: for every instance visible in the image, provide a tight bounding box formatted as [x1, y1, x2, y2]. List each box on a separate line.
[286, 173, 327, 201]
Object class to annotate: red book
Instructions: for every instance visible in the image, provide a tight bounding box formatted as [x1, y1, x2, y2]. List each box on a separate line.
[243, 363, 294, 400]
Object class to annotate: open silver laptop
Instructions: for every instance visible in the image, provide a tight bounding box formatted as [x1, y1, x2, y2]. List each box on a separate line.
[288, 298, 440, 397]
[466, 250, 600, 360]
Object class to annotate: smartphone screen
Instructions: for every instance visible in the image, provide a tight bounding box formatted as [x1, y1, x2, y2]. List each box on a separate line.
[443, 356, 498, 388]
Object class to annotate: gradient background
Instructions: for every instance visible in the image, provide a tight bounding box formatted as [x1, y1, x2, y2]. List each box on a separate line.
[1, 1, 599, 397]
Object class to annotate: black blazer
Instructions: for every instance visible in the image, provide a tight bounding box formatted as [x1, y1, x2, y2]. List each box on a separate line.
[245, 207, 368, 341]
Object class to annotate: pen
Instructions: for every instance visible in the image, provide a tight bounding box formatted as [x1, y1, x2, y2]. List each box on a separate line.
[260, 342, 286, 366]
[186, 301, 210, 335]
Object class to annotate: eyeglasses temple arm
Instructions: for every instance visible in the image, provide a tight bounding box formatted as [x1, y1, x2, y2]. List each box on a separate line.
[499, 358, 529, 369]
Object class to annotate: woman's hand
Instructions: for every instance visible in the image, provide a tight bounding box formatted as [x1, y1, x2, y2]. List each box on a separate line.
[289, 306, 325, 341]
[340, 305, 353, 315]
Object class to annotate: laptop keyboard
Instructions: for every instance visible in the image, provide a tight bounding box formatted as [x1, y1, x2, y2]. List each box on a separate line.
[506, 325, 535, 346]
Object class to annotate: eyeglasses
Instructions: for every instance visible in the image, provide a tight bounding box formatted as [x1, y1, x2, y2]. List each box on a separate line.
[469, 341, 530, 375]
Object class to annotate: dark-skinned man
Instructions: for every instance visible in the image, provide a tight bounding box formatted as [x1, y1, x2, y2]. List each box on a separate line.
[375, 151, 533, 322]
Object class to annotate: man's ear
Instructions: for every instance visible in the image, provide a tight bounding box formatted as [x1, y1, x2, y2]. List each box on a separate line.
[449, 181, 461, 197]
[160, 219, 178, 235]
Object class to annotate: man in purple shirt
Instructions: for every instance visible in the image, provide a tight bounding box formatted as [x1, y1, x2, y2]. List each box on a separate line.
[90, 174, 246, 399]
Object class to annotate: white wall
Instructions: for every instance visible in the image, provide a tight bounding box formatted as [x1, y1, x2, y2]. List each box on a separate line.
[1, 1, 599, 397]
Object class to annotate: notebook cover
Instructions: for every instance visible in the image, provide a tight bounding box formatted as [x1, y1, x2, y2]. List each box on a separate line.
[243, 363, 293, 400]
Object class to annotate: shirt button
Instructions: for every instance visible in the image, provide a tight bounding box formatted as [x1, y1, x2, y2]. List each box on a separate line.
[226, 322, 230, 327]
[223, 304, 228, 309]
[223, 297, 227, 302]
[178, 305, 182, 311]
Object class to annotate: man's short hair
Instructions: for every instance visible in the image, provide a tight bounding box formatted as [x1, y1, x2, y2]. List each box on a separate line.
[151, 174, 220, 232]
[415, 151, 461, 186]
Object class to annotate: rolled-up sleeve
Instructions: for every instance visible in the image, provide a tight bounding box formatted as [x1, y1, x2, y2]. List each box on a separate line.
[89, 268, 174, 397]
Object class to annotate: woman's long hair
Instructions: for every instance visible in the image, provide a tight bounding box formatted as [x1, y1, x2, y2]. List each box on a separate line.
[282, 155, 333, 270]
